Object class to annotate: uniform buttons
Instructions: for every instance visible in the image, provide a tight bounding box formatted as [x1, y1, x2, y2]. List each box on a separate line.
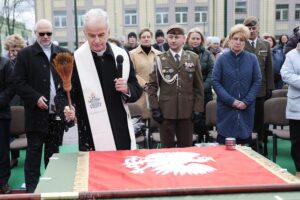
[43, 79, 47, 82]
[178, 92, 181, 95]
[43, 65, 47, 68]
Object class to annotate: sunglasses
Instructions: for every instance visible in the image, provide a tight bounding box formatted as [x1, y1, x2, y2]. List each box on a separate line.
[38, 32, 52, 36]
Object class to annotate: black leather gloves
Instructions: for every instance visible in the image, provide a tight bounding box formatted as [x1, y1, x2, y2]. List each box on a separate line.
[152, 108, 164, 124]
[192, 112, 203, 124]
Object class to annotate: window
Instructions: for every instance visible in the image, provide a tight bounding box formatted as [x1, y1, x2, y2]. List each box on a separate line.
[175, 7, 188, 24]
[235, 19, 244, 24]
[296, 4, 300, 20]
[235, 0, 247, 14]
[76, 11, 85, 27]
[54, 11, 67, 28]
[276, 4, 288, 21]
[124, 9, 137, 25]
[156, 7, 169, 24]
[59, 42, 68, 49]
[195, 6, 208, 23]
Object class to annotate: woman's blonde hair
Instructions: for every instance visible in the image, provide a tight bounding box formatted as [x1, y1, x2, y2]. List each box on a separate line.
[4, 34, 26, 50]
[185, 27, 205, 45]
[228, 24, 250, 41]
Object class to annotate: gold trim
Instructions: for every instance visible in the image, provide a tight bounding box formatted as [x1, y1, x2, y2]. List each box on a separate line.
[41, 192, 79, 199]
[73, 152, 89, 192]
[236, 145, 300, 183]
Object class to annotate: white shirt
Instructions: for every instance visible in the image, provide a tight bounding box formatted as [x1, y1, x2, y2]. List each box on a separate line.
[39, 42, 56, 113]
[169, 48, 183, 62]
[248, 38, 258, 48]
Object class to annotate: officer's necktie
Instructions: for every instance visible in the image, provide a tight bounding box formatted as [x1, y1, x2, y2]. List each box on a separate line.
[251, 41, 255, 48]
[175, 54, 180, 65]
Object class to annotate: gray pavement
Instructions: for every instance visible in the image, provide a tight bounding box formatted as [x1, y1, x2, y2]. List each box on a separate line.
[62, 125, 78, 145]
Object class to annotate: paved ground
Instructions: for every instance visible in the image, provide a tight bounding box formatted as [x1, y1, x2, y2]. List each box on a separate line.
[62, 125, 78, 145]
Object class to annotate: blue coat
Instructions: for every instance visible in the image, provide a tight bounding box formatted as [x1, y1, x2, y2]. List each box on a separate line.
[212, 50, 262, 139]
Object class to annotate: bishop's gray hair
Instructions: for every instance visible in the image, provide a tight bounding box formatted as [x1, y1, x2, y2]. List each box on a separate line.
[83, 9, 109, 29]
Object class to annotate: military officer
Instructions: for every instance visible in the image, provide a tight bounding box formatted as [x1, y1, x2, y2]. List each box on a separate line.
[243, 16, 274, 154]
[148, 24, 204, 148]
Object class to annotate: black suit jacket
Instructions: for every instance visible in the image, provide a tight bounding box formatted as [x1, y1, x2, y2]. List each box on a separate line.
[13, 41, 69, 133]
[0, 57, 14, 119]
[153, 42, 169, 52]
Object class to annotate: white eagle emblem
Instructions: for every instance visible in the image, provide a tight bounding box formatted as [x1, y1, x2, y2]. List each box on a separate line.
[123, 152, 216, 176]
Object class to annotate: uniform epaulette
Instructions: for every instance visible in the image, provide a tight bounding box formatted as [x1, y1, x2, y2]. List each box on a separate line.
[157, 51, 167, 56]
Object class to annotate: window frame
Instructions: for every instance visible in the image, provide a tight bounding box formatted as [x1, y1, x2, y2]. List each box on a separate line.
[295, 4, 300, 20]
[276, 4, 289, 21]
[235, 0, 247, 14]
[194, 6, 208, 24]
[156, 7, 169, 25]
[124, 9, 138, 26]
[53, 11, 67, 28]
[175, 7, 188, 24]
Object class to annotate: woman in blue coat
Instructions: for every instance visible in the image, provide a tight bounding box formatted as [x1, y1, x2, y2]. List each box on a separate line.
[212, 24, 262, 145]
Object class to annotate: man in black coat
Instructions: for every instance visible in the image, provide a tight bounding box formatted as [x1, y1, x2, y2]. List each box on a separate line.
[13, 19, 69, 193]
[0, 57, 14, 194]
[152, 29, 169, 52]
[284, 26, 300, 54]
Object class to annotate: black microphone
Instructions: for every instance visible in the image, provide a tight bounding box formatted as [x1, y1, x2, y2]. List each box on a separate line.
[116, 55, 123, 78]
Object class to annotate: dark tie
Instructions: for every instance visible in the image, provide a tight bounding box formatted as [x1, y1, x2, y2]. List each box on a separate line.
[159, 45, 163, 52]
[175, 54, 180, 65]
[251, 41, 255, 48]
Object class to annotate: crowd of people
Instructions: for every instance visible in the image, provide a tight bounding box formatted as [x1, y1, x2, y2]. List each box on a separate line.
[0, 8, 300, 195]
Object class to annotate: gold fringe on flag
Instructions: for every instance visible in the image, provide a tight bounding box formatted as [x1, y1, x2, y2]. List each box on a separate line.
[73, 152, 89, 192]
[53, 52, 74, 107]
[236, 145, 300, 183]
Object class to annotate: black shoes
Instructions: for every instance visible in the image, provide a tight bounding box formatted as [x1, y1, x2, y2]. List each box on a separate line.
[0, 184, 11, 194]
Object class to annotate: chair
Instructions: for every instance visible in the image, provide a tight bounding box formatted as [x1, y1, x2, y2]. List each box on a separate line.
[272, 89, 287, 98]
[264, 97, 289, 162]
[128, 103, 148, 148]
[148, 117, 198, 149]
[268, 89, 288, 138]
[205, 100, 258, 148]
[10, 106, 27, 151]
[205, 100, 218, 140]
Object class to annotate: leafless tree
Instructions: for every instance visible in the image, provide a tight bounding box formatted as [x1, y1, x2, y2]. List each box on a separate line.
[0, 0, 33, 54]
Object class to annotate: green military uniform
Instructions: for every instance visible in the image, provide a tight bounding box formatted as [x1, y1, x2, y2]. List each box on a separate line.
[244, 39, 274, 97]
[148, 49, 204, 148]
[244, 16, 275, 154]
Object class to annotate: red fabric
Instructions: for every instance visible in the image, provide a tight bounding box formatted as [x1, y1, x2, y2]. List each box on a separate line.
[88, 146, 286, 191]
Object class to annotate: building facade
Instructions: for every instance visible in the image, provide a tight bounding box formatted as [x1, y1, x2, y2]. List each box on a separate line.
[35, 0, 300, 51]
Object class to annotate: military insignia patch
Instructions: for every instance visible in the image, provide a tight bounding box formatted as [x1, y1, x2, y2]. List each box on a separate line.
[169, 68, 174, 73]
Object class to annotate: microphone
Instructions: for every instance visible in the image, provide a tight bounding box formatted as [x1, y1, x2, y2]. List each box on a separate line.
[116, 55, 123, 78]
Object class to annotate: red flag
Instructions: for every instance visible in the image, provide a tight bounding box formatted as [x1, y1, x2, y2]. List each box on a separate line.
[88, 146, 287, 191]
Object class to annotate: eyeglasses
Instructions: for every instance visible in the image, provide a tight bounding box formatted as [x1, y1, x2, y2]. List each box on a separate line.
[38, 32, 52, 37]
